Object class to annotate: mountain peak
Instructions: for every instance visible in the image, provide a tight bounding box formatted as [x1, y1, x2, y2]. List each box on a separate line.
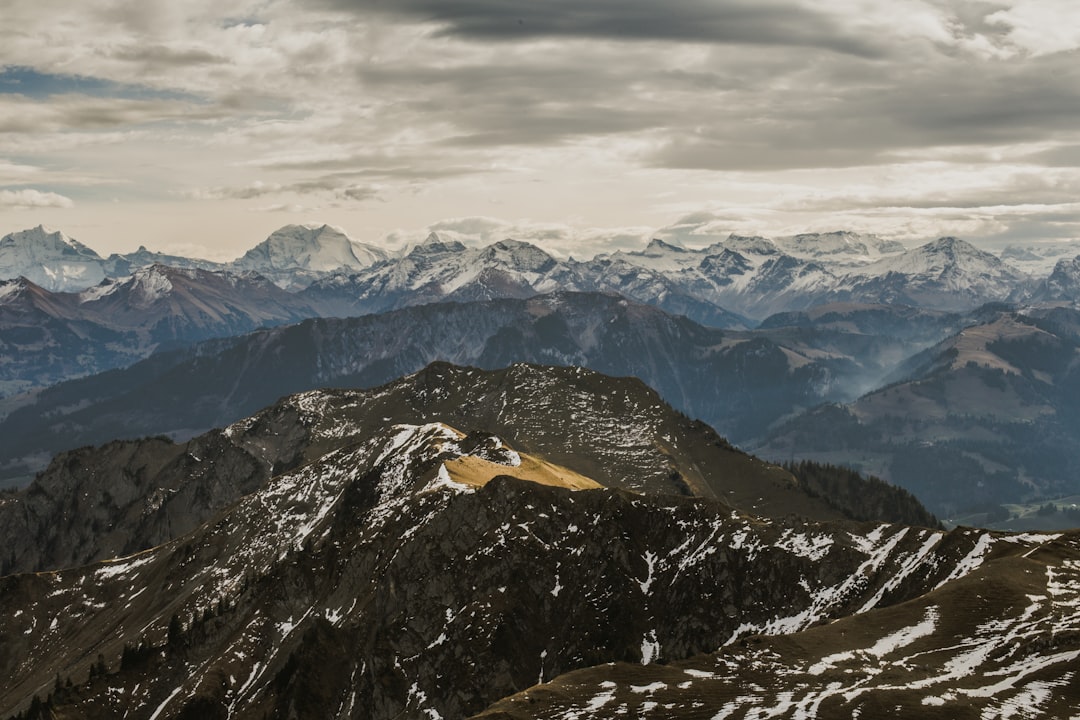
[922, 236, 978, 254]
[2, 225, 99, 256]
[644, 238, 686, 255]
[0, 226, 106, 291]
[723, 234, 779, 256]
[234, 223, 387, 287]
[408, 232, 467, 257]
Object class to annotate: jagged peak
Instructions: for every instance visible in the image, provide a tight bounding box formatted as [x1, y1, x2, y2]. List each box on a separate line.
[0, 275, 35, 301]
[408, 232, 467, 257]
[920, 236, 981, 254]
[644, 238, 687, 255]
[723, 234, 779, 255]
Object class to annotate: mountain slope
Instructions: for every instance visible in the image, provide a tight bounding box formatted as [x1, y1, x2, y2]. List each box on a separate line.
[0, 225, 107, 292]
[838, 237, 1028, 311]
[0, 266, 318, 398]
[1, 362, 931, 578]
[302, 234, 594, 316]
[0, 377, 1026, 719]
[0, 277, 134, 396]
[0, 293, 877, 484]
[476, 529, 1080, 719]
[232, 223, 389, 290]
[1021, 254, 1080, 303]
[754, 307, 1080, 517]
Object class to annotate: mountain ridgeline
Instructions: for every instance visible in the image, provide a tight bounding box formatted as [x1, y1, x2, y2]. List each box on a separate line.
[0, 362, 937, 578]
[0, 362, 1071, 719]
[0, 292, 960, 487]
[754, 306, 1080, 516]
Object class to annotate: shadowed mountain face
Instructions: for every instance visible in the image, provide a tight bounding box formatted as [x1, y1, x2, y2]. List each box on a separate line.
[3, 363, 1055, 720]
[753, 307, 1080, 517]
[0, 267, 318, 397]
[0, 293, 893, 485]
[476, 530, 1080, 720]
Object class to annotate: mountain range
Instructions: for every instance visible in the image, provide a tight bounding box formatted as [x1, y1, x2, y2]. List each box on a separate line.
[0, 293, 964, 489]
[4, 288, 1079, 521]
[753, 305, 1080, 517]
[3, 215, 1080, 716]
[0, 363, 1073, 719]
[4, 222, 1080, 522]
[0, 266, 318, 396]
[0, 223, 386, 293]
[3, 225, 1076, 324]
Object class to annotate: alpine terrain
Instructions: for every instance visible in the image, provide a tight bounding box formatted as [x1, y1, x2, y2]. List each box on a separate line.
[3, 363, 1074, 719]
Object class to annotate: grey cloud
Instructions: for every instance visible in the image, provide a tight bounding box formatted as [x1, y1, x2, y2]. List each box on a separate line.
[326, 0, 885, 57]
[647, 50, 1080, 172]
[1028, 145, 1080, 168]
[250, 154, 478, 181]
[0, 188, 74, 209]
[783, 171, 1080, 215]
[972, 211, 1080, 245]
[187, 177, 380, 203]
[0, 95, 223, 133]
[109, 44, 225, 67]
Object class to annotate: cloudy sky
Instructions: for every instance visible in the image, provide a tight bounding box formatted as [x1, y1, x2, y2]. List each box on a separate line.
[1, 0, 1079, 259]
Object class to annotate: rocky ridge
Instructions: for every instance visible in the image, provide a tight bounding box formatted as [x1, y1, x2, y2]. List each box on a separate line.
[3, 364, 1060, 720]
[1, 362, 939, 577]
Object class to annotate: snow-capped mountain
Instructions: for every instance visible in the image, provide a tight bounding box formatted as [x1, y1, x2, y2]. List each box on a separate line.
[302, 233, 593, 316]
[0, 266, 319, 399]
[78, 264, 317, 335]
[102, 246, 225, 277]
[1000, 242, 1080, 275]
[231, 223, 389, 289]
[1020, 254, 1080, 304]
[836, 236, 1029, 311]
[778, 230, 906, 262]
[0, 362, 1072, 719]
[0, 225, 107, 292]
[0, 224, 1054, 324]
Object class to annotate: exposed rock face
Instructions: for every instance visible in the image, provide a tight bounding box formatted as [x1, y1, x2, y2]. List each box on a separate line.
[0, 386, 1037, 719]
[476, 529, 1080, 719]
[2, 362, 935, 578]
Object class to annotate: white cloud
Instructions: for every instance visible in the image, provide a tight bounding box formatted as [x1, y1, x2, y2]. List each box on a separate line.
[988, 0, 1080, 56]
[0, 189, 74, 209]
[1, 1, 1079, 256]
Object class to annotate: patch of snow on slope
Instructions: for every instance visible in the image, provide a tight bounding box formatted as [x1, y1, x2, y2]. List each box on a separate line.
[934, 532, 995, 589]
[777, 529, 834, 561]
[641, 631, 660, 665]
[867, 605, 939, 657]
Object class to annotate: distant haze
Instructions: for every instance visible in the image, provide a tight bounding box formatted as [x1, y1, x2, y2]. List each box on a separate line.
[2, 1, 1080, 258]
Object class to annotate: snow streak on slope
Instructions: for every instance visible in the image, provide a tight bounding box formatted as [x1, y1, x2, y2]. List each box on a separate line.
[478, 534, 1080, 720]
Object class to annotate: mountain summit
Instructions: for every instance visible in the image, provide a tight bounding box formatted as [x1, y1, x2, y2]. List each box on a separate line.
[0, 225, 107, 292]
[233, 224, 389, 289]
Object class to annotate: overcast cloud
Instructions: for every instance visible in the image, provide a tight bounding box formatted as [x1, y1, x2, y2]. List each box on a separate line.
[1, 0, 1079, 258]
